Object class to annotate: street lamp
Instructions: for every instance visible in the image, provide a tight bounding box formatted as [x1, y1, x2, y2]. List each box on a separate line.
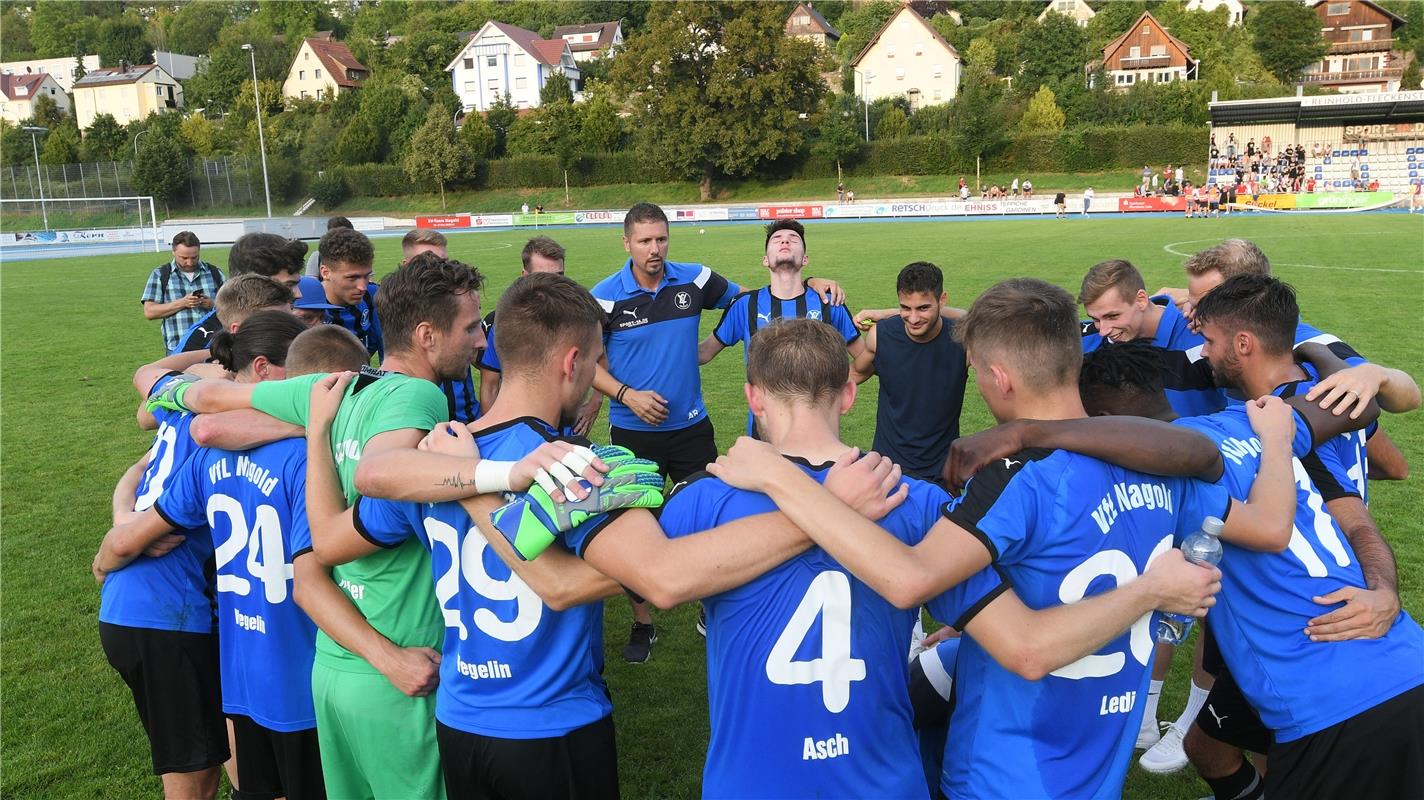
[241, 43, 273, 218]
[853, 69, 872, 142]
[21, 125, 48, 230]
[133, 127, 150, 157]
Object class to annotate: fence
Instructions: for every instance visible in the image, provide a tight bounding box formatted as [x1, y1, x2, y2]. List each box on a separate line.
[0, 156, 259, 211]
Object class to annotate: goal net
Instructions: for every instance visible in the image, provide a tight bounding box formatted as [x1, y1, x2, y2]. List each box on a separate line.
[0, 195, 161, 252]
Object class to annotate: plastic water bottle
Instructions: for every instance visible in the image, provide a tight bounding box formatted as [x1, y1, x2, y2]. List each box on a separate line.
[1155, 516, 1225, 645]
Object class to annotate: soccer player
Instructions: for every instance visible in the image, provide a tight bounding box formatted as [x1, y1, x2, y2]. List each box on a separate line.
[305, 216, 353, 276]
[181, 274, 294, 343]
[146, 254, 600, 799]
[316, 227, 382, 359]
[477, 236, 601, 434]
[848, 262, 968, 486]
[97, 312, 338, 800]
[174, 233, 308, 353]
[698, 219, 862, 435]
[95, 311, 307, 800]
[704, 279, 1298, 799]
[1080, 285, 1424, 800]
[143, 231, 223, 353]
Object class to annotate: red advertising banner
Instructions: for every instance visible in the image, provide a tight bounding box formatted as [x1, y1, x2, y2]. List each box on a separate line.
[416, 215, 471, 228]
[1118, 196, 1187, 213]
[757, 205, 824, 220]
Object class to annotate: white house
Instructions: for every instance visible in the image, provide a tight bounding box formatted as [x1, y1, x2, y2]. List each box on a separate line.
[0, 72, 69, 124]
[850, 5, 961, 110]
[446, 22, 580, 112]
[71, 63, 183, 130]
[1184, 0, 1245, 25]
[283, 37, 370, 101]
[1038, 0, 1097, 27]
[0, 54, 100, 93]
[551, 21, 623, 63]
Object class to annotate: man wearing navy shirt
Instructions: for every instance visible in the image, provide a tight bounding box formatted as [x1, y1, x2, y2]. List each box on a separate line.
[707, 280, 1299, 799]
[698, 219, 862, 435]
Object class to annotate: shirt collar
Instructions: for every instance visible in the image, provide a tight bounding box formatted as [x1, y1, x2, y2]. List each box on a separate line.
[618, 258, 671, 295]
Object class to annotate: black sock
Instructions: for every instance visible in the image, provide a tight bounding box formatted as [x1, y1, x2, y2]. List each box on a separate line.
[1204, 758, 1263, 800]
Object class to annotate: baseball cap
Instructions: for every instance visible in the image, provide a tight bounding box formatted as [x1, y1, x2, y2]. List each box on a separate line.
[294, 276, 341, 310]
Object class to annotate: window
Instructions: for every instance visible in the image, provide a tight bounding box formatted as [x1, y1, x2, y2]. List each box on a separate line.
[300, 90, 309, 98]
[1058, 0, 1074, 10]
[1116, 73, 1135, 85]
[1129, 46, 1141, 59]
[513, 53, 524, 66]
[887, 44, 896, 57]
[915, 43, 924, 55]
[796, 13, 809, 25]
[487, 78, 499, 91]
[299, 70, 305, 79]
[464, 80, 478, 92]
[304, 52, 310, 61]
[487, 56, 497, 67]
[316, 88, 324, 99]
[464, 57, 474, 69]
[933, 88, 942, 100]
[1142, 25, 1151, 35]
[315, 68, 322, 79]
[1160, 71, 1172, 82]
[896, 67, 906, 79]
[1327, 2, 1349, 15]
[907, 89, 920, 111]
[1150, 45, 1166, 57]
[932, 64, 942, 78]
[515, 76, 527, 89]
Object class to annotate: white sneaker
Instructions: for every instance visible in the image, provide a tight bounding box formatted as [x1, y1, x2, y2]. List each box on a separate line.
[1134, 718, 1163, 750]
[1138, 724, 1188, 773]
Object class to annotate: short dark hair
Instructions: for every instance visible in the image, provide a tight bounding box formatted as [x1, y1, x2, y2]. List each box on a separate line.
[285, 325, 369, 376]
[896, 261, 943, 296]
[214, 274, 294, 326]
[494, 272, 605, 376]
[623, 202, 668, 235]
[171, 231, 199, 249]
[376, 252, 485, 353]
[319, 228, 375, 270]
[1079, 341, 1170, 416]
[957, 278, 1081, 391]
[326, 216, 354, 231]
[227, 233, 308, 277]
[521, 236, 566, 270]
[1183, 239, 1270, 279]
[764, 219, 806, 250]
[746, 318, 848, 405]
[1191, 273, 1297, 355]
[1078, 259, 1145, 306]
[209, 310, 306, 373]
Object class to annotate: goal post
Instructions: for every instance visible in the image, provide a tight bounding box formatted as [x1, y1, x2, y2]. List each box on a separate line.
[0, 195, 161, 252]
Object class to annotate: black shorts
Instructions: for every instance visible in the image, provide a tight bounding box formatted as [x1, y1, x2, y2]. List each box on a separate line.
[1194, 669, 1272, 755]
[1265, 684, 1424, 800]
[436, 715, 619, 800]
[99, 622, 229, 774]
[611, 416, 717, 484]
[229, 714, 325, 800]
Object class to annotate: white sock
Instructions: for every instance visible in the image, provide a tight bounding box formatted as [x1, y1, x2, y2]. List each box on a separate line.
[1143, 680, 1164, 727]
[1175, 681, 1210, 732]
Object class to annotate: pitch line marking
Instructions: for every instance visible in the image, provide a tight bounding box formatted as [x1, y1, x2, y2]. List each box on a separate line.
[1163, 233, 1422, 274]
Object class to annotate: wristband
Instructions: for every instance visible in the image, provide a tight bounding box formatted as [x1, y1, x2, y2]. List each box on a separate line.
[473, 459, 515, 494]
[616, 384, 629, 403]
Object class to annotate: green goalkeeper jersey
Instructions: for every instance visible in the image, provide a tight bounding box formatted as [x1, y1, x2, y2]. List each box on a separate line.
[252, 369, 447, 673]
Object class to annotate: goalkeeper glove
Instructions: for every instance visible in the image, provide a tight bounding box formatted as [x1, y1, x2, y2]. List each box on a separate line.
[146, 373, 201, 414]
[492, 446, 665, 561]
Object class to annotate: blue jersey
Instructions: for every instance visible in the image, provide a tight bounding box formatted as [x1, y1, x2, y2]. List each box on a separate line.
[1294, 320, 1366, 368]
[657, 462, 983, 800]
[325, 283, 383, 359]
[477, 311, 501, 374]
[1274, 379, 1369, 506]
[712, 287, 859, 434]
[353, 418, 615, 738]
[592, 260, 737, 432]
[157, 438, 318, 732]
[100, 373, 215, 634]
[437, 370, 481, 424]
[1082, 296, 1224, 417]
[930, 449, 1230, 800]
[1174, 408, 1424, 742]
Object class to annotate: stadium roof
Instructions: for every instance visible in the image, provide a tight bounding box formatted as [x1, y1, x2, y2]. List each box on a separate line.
[1209, 90, 1424, 126]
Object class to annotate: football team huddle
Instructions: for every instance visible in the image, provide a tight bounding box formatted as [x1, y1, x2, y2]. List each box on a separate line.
[97, 203, 1423, 800]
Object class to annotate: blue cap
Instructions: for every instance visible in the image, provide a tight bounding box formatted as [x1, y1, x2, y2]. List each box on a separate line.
[295, 276, 341, 310]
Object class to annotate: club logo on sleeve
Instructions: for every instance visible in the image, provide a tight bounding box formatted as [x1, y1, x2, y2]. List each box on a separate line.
[675, 291, 691, 310]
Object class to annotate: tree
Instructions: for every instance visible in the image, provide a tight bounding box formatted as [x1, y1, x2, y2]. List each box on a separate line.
[949, 64, 1006, 163]
[83, 114, 127, 161]
[133, 132, 190, 210]
[459, 113, 498, 160]
[165, 1, 234, 55]
[1, 7, 35, 60]
[611, 1, 827, 200]
[29, 95, 67, 129]
[965, 38, 998, 74]
[578, 89, 624, 152]
[874, 106, 910, 140]
[1249, 2, 1328, 84]
[403, 104, 470, 209]
[333, 114, 381, 165]
[1019, 85, 1065, 131]
[504, 113, 549, 156]
[40, 124, 81, 165]
[97, 16, 154, 68]
[813, 96, 864, 176]
[179, 113, 218, 157]
[1017, 13, 1089, 93]
[539, 73, 575, 106]
[485, 93, 518, 158]
[835, 1, 897, 66]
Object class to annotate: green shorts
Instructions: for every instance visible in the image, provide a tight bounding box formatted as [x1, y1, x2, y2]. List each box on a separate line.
[311, 661, 444, 800]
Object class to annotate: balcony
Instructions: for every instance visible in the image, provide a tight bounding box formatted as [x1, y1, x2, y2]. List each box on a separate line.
[1328, 39, 1393, 55]
[1301, 66, 1404, 84]
[1120, 55, 1172, 68]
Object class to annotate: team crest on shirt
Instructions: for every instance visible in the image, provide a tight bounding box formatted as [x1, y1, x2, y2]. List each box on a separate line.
[360, 308, 370, 326]
[807, 310, 821, 320]
[675, 291, 692, 310]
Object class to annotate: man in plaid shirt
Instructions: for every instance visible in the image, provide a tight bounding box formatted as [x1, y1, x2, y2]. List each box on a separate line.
[141, 231, 224, 353]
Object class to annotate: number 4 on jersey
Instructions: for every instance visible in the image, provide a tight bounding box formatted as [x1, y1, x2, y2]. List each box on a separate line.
[765, 571, 867, 713]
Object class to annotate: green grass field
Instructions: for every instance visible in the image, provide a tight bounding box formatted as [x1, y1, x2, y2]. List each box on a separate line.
[2, 212, 1420, 798]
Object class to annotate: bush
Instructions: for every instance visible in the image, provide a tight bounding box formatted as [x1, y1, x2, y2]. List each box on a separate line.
[310, 172, 350, 210]
[995, 125, 1206, 173]
[336, 163, 414, 196]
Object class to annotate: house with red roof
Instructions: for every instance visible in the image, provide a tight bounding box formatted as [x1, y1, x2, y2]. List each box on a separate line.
[552, 21, 623, 63]
[283, 36, 370, 101]
[0, 72, 68, 124]
[447, 21, 581, 113]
